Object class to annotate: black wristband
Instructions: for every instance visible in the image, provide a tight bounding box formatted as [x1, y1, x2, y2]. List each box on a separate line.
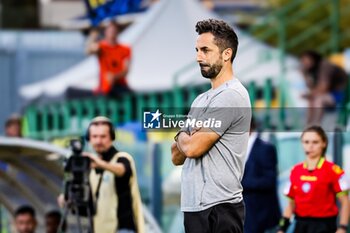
[339, 224, 348, 231]
[278, 217, 290, 232]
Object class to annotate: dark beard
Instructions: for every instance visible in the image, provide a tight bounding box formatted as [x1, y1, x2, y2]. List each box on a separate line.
[200, 62, 223, 79]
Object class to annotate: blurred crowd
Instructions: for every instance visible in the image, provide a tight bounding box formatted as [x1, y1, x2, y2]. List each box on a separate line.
[13, 205, 65, 233]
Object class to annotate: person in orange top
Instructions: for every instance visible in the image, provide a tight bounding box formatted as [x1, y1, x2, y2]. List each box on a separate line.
[86, 21, 132, 97]
[278, 126, 350, 233]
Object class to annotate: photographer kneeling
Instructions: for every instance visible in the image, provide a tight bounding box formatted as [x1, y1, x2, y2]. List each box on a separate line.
[58, 116, 145, 233]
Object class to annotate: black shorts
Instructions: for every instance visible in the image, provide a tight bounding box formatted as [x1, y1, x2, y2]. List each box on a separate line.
[294, 216, 337, 233]
[184, 202, 245, 233]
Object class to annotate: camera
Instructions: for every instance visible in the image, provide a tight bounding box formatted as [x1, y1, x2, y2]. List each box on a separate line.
[65, 139, 90, 186]
[64, 139, 94, 216]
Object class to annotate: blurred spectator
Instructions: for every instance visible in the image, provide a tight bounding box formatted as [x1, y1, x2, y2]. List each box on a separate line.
[300, 50, 348, 124]
[45, 210, 66, 233]
[14, 205, 37, 233]
[5, 114, 22, 137]
[242, 119, 281, 233]
[86, 21, 132, 98]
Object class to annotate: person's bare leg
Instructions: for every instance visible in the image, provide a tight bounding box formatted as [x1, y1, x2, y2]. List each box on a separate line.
[312, 97, 324, 125]
[312, 94, 335, 125]
[306, 97, 316, 125]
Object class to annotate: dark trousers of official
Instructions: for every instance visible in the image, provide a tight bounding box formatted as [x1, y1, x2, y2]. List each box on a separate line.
[294, 216, 337, 233]
[184, 202, 245, 233]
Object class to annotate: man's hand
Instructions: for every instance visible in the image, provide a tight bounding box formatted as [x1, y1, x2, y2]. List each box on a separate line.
[85, 29, 100, 54]
[89, 29, 99, 40]
[177, 129, 219, 158]
[57, 194, 65, 208]
[336, 228, 347, 233]
[106, 72, 114, 85]
[83, 152, 106, 169]
[171, 142, 186, 166]
[83, 152, 127, 177]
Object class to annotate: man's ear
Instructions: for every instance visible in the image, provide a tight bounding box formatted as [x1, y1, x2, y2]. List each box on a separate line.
[222, 48, 233, 62]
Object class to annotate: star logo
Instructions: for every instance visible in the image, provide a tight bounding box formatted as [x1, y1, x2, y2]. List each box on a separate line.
[143, 109, 162, 129]
[150, 109, 162, 123]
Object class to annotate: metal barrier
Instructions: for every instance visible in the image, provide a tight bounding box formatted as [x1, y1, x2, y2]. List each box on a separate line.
[23, 79, 282, 139]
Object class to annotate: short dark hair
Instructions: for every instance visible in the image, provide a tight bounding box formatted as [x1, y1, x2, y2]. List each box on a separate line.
[5, 115, 21, 128]
[86, 116, 116, 141]
[45, 210, 66, 231]
[250, 116, 257, 131]
[106, 20, 119, 30]
[300, 50, 322, 66]
[15, 205, 36, 218]
[45, 210, 61, 220]
[195, 19, 238, 62]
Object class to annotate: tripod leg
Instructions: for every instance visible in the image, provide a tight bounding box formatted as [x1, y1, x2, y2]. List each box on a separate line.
[57, 204, 69, 233]
[74, 205, 83, 233]
[86, 206, 94, 233]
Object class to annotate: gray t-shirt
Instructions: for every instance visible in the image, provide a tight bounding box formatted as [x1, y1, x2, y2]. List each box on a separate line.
[181, 78, 251, 212]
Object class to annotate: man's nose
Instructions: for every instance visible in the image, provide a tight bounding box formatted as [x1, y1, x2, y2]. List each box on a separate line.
[196, 52, 203, 63]
[96, 138, 103, 144]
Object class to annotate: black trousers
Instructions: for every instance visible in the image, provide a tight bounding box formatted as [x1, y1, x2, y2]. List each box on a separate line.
[294, 216, 337, 233]
[184, 202, 245, 233]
